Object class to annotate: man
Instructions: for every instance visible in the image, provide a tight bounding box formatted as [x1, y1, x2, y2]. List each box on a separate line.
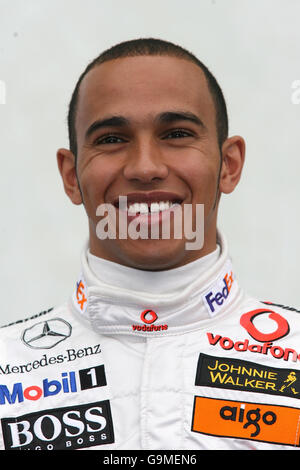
[0, 38, 299, 451]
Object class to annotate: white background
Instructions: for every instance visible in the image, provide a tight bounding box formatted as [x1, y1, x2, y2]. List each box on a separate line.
[0, 0, 299, 324]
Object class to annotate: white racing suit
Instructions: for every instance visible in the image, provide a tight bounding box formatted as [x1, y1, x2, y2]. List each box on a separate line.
[0, 232, 300, 450]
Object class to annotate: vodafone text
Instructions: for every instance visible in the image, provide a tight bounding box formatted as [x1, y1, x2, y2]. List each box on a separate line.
[132, 309, 168, 332]
[207, 333, 300, 362]
[132, 324, 168, 332]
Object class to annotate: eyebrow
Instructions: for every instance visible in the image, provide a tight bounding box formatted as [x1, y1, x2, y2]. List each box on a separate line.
[84, 110, 205, 140]
[85, 116, 130, 139]
[156, 111, 204, 128]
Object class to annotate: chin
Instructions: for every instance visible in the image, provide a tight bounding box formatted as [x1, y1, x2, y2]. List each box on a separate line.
[116, 238, 188, 271]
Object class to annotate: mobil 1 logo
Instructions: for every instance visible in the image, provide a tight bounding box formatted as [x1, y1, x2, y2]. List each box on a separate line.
[0, 365, 107, 406]
[1, 400, 114, 450]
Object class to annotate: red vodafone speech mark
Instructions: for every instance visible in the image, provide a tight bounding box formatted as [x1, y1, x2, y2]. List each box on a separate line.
[240, 309, 290, 342]
[141, 309, 157, 324]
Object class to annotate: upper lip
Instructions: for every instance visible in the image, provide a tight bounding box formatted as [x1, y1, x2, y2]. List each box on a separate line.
[111, 191, 184, 208]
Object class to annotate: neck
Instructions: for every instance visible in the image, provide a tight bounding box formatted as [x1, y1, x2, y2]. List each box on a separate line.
[70, 231, 241, 335]
[87, 245, 220, 295]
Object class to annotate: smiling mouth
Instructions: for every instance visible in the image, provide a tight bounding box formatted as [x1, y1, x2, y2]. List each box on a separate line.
[126, 200, 181, 215]
[112, 192, 184, 216]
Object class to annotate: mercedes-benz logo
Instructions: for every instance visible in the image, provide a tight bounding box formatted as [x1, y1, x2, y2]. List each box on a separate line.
[22, 318, 72, 349]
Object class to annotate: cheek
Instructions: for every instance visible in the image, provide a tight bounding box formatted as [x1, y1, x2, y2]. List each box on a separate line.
[181, 157, 220, 203]
[78, 157, 116, 214]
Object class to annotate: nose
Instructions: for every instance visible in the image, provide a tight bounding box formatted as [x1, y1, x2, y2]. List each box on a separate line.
[123, 137, 169, 184]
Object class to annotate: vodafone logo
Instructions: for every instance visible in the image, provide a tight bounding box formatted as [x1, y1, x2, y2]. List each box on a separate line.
[132, 309, 168, 333]
[140, 309, 158, 324]
[207, 307, 297, 363]
[240, 309, 290, 342]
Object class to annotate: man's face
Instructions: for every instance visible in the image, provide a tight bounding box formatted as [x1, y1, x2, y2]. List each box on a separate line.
[71, 55, 226, 270]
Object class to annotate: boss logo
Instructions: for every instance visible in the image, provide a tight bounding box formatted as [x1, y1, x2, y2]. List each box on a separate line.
[1, 400, 114, 450]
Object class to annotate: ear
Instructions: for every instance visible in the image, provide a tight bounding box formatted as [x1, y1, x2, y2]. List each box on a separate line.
[56, 148, 83, 205]
[219, 136, 246, 194]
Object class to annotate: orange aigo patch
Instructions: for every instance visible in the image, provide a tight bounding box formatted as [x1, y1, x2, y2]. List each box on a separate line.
[191, 396, 300, 447]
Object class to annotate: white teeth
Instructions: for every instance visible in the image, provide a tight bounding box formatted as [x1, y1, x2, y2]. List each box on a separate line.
[127, 200, 175, 214]
[139, 203, 149, 214]
[159, 201, 170, 211]
[127, 203, 137, 214]
[150, 202, 160, 213]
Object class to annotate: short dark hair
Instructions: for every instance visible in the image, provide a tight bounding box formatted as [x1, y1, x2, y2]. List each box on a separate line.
[67, 37, 228, 157]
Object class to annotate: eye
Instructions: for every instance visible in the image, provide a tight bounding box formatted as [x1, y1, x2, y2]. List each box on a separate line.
[163, 129, 194, 139]
[94, 134, 127, 145]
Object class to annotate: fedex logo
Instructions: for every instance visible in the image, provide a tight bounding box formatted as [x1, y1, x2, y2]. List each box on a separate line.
[73, 274, 88, 314]
[203, 271, 234, 316]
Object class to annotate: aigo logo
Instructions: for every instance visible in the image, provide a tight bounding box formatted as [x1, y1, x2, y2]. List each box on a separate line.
[240, 309, 290, 342]
[131, 309, 168, 332]
[192, 396, 300, 446]
[219, 402, 276, 438]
